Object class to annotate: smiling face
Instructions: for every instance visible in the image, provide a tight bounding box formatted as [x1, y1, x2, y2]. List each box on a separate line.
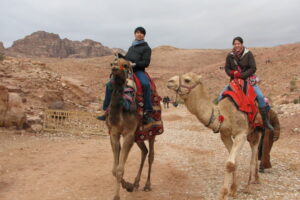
[233, 40, 243, 52]
[134, 31, 145, 41]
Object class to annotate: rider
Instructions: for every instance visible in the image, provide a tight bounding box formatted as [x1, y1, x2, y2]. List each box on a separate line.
[97, 26, 154, 124]
[218, 36, 274, 131]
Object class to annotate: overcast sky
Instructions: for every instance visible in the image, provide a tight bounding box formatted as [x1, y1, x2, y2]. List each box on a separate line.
[1, 0, 299, 50]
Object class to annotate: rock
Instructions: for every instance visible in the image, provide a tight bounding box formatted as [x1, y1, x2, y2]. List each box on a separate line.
[0, 85, 9, 126]
[31, 124, 43, 133]
[41, 90, 63, 104]
[4, 93, 26, 129]
[48, 101, 65, 110]
[5, 31, 113, 58]
[292, 128, 300, 133]
[27, 116, 42, 125]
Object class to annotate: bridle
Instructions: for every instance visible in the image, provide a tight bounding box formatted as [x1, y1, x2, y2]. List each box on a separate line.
[174, 75, 224, 134]
[175, 75, 201, 102]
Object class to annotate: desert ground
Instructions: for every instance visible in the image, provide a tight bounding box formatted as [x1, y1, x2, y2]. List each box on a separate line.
[0, 105, 299, 200]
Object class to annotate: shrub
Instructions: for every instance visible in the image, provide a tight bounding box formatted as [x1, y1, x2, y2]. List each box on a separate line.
[0, 53, 4, 61]
[290, 79, 297, 92]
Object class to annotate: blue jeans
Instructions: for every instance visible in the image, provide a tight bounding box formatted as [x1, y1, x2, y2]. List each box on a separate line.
[102, 71, 153, 112]
[103, 82, 112, 110]
[217, 84, 266, 108]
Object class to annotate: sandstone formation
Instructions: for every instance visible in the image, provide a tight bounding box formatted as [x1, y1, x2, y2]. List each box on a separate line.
[5, 31, 113, 58]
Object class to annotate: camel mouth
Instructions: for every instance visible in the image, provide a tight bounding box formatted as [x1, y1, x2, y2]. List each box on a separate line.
[167, 82, 178, 91]
[167, 78, 179, 91]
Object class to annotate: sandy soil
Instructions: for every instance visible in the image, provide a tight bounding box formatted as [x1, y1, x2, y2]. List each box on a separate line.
[0, 106, 299, 200]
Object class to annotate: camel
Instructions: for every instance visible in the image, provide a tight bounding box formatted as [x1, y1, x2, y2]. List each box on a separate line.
[167, 72, 263, 200]
[106, 57, 156, 200]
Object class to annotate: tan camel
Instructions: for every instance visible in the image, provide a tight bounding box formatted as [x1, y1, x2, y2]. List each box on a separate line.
[167, 72, 262, 200]
[106, 57, 155, 200]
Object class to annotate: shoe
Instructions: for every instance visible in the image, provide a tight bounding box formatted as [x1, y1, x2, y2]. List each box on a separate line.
[259, 106, 274, 131]
[143, 111, 155, 124]
[96, 112, 107, 121]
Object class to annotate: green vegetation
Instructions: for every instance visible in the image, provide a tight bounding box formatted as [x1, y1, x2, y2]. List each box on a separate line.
[290, 79, 297, 92]
[0, 53, 4, 61]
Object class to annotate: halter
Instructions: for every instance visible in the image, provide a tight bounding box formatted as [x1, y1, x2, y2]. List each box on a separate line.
[175, 75, 201, 103]
[205, 107, 224, 133]
[174, 75, 224, 134]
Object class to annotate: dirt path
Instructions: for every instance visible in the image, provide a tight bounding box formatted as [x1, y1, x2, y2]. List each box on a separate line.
[0, 107, 299, 200]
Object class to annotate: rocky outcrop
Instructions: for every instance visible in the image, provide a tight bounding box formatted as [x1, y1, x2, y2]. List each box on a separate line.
[0, 85, 9, 126]
[0, 86, 26, 129]
[5, 31, 113, 58]
[4, 93, 26, 129]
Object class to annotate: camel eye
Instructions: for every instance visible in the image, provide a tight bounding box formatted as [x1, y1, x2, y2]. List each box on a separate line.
[184, 79, 191, 83]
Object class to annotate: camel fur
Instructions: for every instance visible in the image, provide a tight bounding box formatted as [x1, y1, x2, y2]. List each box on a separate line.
[167, 72, 264, 200]
[106, 57, 156, 200]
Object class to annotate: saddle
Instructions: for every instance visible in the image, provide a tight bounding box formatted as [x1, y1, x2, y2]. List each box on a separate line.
[124, 72, 164, 141]
[223, 79, 262, 128]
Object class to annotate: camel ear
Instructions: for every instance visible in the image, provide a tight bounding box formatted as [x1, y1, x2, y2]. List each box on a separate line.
[196, 75, 202, 83]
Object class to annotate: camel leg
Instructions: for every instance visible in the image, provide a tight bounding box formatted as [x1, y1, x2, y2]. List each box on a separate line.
[220, 134, 237, 197]
[245, 131, 261, 193]
[144, 137, 155, 191]
[112, 132, 135, 200]
[220, 133, 246, 200]
[133, 141, 148, 189]
[110, 130, 121, 177]
[110, 129, 121, 200]
[221, 135, 239, 197]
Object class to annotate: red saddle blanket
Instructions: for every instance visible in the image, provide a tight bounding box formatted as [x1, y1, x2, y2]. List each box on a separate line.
[132, 72, 164, 142]
[223, 79, 261, 128]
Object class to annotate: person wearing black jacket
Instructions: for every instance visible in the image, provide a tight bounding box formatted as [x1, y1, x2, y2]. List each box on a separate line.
[218, 36, 273, 131]
[97, 27, 154, 124]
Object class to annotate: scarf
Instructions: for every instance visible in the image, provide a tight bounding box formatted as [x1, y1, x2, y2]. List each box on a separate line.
[132, 39, 145, 46]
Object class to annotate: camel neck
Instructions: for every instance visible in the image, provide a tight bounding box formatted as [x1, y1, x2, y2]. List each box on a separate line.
[109, 84, 123, 125]
[184, 85, 220, 131]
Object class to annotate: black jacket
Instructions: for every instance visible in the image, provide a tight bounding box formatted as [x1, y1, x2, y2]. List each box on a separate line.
[125, 42, 151, 73]
[225, 48, 256, 80]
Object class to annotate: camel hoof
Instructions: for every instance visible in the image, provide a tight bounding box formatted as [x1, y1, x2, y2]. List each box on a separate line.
[121, 180, 134, 192]
[143, 185, 152, 192]
[133, 182, 139, 189]
[229, 191, 237, 197]
[243, 186, 251, 194]
[113, 196, 120, 200]
[259, 168, 265, 173]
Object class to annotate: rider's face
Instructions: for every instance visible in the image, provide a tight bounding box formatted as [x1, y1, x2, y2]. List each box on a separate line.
[135, 31, 145, 41]
[233, 40, 243, 51]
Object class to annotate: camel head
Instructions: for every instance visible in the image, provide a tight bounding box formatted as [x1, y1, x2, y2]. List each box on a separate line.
[110, 56, 131, 86]
[167, 72, 202, 100]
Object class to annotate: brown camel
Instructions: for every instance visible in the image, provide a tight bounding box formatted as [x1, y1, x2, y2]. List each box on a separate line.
[167, 72, 264, 200]
[106, 57, 155, 200]
[258, 108, 280, 172]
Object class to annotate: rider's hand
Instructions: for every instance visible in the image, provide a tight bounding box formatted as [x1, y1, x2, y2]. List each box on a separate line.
[233, 71, 241, 78]
[129, 62, 136, 67]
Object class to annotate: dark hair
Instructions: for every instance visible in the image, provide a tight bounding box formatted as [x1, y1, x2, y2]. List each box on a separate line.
[232, 36, 243, 45]
[134, 27, 146, 35]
